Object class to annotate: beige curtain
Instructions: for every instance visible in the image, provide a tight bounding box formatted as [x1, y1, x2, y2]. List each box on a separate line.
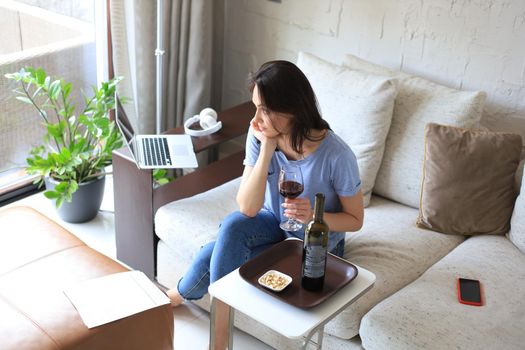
[110, 0, 214, 134]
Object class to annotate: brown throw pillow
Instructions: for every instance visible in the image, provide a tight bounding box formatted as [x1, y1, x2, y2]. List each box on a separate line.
[416, 123, 523, 235]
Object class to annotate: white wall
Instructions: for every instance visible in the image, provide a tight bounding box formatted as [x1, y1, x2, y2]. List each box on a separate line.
[221, 0, 525, 134]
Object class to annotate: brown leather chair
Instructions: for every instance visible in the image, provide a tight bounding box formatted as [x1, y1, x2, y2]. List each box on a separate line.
[0, 206, 173, 350]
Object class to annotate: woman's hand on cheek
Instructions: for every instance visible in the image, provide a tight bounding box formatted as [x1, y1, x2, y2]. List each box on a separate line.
[250, 118, 264, 141]
[251, 118, 277, 151]
[281, 198, 313, 224]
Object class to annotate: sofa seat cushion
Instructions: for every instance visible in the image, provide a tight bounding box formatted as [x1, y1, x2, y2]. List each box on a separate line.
[360, 235, 525, 350]
[343, 54, 486, 208]
[324, 195, 465, 339]
[157, 185, 465, 341]
[155, 177, 242, 261]
[0, 206, 85, 275]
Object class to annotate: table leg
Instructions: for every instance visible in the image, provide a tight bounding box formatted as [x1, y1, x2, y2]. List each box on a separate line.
[316, 327, 324, 350]
[209, 297, 234, 350]
[301, 325, 325, 350]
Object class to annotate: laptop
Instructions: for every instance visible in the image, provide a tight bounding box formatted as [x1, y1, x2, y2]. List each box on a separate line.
[114, 96, 198, 169]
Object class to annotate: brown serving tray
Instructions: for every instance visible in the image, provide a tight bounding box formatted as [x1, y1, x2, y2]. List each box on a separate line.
[239, 239, 358, 308]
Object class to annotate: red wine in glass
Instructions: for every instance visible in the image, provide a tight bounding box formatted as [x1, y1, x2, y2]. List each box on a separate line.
[279, 165, 304, 231]
[279, 181, 304, 199]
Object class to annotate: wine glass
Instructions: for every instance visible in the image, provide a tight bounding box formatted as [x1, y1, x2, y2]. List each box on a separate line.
[279, 164, 304, 231]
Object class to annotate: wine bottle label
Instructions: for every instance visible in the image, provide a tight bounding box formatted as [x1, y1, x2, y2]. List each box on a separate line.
[303, 245, 327, 278]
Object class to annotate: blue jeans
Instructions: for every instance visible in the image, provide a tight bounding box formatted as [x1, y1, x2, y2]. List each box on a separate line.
[177, 210, 345, 300]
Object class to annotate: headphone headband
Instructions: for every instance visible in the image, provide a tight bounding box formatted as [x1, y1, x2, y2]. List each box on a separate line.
[184, 108, 222, 137]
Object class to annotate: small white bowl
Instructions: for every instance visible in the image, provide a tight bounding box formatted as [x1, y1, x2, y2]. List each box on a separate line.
[258, 270, 292, 292]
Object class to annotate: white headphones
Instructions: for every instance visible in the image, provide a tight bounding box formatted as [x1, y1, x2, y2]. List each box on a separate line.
[184, 107, 222, 137]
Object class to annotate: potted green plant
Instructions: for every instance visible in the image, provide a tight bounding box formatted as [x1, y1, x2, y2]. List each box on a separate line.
[5, 67, 124, 223]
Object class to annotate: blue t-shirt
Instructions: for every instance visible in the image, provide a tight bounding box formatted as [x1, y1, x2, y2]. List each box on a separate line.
[243, 129, 361, 251]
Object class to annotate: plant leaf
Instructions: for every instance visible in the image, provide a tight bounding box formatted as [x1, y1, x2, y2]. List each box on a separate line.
[44, 190, 60, 199]
[15, 96, 32, 104]
[35, 68, 46, 85]
[55, 196, 64, 208]
[49, 80, 61, 100]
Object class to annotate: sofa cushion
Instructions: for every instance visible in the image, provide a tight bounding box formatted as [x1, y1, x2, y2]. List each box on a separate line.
[297, 52, 398, 206]
[509, 167, 525, 253]
[360, 235, 525, 350]
[323, 195, 464, 339]
[417, 123, 522, 235]
[343, 54, 486, 208]
[155, 177, 241, 258]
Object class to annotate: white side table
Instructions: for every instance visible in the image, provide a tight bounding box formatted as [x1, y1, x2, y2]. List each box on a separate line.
[208, 264, 375, 349]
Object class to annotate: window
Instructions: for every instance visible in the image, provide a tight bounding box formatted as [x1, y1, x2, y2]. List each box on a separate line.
[0, 0, 97, 202]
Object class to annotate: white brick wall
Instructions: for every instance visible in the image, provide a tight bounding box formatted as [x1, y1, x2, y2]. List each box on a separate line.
[221, 0, 525, 134]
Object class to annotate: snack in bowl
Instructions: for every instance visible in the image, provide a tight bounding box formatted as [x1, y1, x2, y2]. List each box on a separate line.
[258, 270, 292, 292]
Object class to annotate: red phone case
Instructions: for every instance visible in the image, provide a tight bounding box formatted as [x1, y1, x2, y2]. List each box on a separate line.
[457, 278, 483, 306]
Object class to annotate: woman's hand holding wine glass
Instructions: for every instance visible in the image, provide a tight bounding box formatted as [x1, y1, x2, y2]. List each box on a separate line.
[279, 164, 305, 231]
[281, 197, 313, 225]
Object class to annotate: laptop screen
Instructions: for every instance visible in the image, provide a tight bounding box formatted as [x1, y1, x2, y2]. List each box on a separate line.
[114, 94, 136, 158]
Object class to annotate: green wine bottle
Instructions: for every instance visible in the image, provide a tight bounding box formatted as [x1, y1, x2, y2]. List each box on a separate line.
[301, 193, 329, 291]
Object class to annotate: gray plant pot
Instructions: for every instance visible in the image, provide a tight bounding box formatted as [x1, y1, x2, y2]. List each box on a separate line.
[44, 176, 106, 223]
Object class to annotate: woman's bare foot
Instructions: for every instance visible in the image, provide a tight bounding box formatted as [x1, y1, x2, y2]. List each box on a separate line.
[166, 288, 184, 307]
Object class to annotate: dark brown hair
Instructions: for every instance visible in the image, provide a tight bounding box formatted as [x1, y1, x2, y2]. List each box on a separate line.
[248, 60, 330, 154]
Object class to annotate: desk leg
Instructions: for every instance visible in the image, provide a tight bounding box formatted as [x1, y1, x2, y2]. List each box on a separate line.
[209, 297, 234, 350]
[208, 146, 219, 163]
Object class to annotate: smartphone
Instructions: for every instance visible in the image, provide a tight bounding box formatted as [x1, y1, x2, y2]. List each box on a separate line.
[457, 278, 483, 306]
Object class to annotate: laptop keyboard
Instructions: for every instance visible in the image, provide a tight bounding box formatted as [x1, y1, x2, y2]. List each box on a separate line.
[142, 137, 172, 166]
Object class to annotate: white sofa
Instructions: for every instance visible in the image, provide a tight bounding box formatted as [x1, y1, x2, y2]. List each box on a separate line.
[154, 53, 525, 349]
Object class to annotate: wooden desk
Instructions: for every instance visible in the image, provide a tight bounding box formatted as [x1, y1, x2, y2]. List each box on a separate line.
[112, 102, 255, 279]
[164, 102, 254, 153]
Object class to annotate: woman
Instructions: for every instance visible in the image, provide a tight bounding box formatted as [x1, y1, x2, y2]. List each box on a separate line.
[167, 60, 364, 306]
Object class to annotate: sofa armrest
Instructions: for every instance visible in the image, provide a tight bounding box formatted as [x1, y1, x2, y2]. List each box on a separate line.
[112, 102, 254, 279]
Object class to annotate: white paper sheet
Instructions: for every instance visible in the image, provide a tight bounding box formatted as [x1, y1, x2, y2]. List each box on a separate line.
[64, 270, 170, 328]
